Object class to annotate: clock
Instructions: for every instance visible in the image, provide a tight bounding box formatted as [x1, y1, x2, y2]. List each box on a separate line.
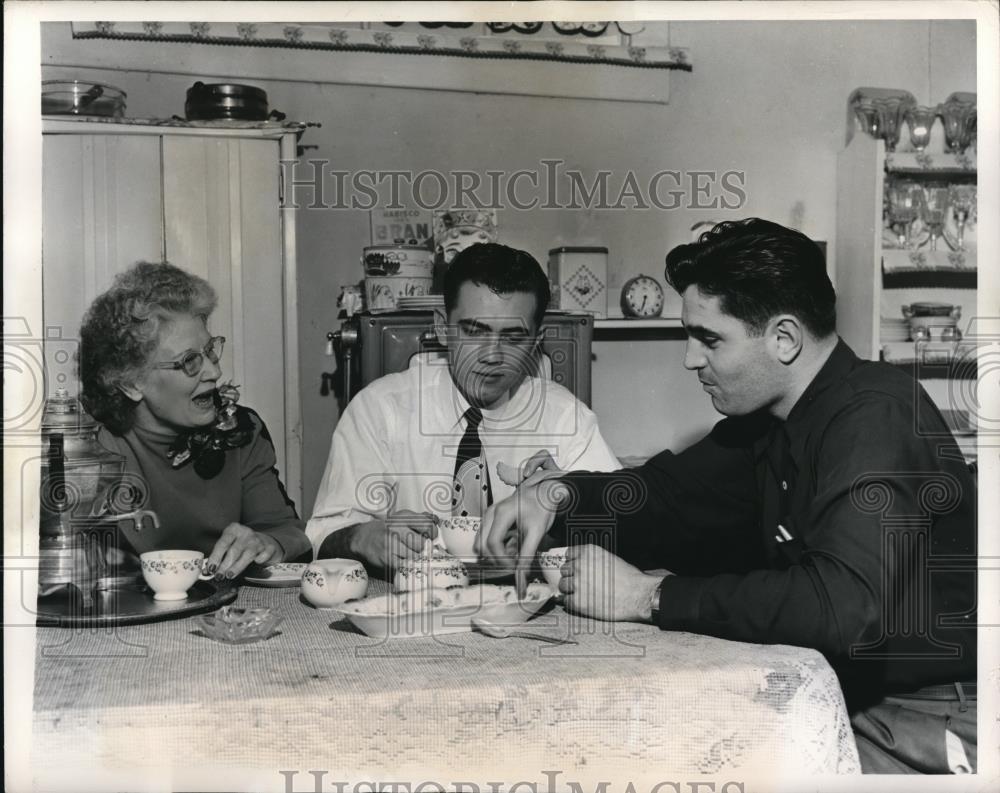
[620, 274, 665, 318]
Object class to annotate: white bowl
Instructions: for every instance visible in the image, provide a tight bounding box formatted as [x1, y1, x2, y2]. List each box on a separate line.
[336, 583, 554, 639]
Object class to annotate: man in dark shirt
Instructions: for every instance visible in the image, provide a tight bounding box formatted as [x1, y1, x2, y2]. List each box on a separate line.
[480, 218, 977, 774]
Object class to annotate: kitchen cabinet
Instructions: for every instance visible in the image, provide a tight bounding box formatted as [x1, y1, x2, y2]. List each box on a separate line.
[835, 132, 977, 461]
[41, 118, 302, 503]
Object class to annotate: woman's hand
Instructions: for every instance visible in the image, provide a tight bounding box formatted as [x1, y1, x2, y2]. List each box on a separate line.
[205, 522, 284, 579]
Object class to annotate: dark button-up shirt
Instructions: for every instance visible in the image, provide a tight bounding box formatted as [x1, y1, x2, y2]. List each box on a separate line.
[556, 339, 976, 709]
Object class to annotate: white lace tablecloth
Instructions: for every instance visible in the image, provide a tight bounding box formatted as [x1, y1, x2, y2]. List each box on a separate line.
[31, 584, 860, 789]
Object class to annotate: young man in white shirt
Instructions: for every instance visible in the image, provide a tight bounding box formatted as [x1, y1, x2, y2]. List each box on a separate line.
[307, 242, 620, 568]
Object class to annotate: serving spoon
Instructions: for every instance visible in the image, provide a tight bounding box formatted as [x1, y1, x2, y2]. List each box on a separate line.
[471, 617, 577, 645]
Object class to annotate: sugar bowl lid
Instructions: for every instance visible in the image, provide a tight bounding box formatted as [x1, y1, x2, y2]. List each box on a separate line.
[41, 388, 98, 435]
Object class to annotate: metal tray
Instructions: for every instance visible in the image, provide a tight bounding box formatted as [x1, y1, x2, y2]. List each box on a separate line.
[35, 579, 238, 628]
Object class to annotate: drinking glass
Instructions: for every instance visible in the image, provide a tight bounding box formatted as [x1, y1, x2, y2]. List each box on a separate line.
[948, 185, 976, 251]
[919, 187, 952, 251]
[960, 107, 977, 152]
[874, 97, 912, 152]
[853, 102, 881, 139]
[904, 106, 936, 151]
[886, 181, 921, 248]
[939, 100, 974, 153]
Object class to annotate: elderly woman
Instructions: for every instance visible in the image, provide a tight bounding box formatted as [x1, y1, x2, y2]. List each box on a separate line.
[79, 261, 310, 578]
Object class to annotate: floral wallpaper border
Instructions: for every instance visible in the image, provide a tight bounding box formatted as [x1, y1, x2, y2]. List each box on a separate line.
[71, 21, 692, 70]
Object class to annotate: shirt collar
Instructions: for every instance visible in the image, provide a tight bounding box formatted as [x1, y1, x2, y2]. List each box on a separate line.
[438, 365, 533, 432]
[784, 337, 858, 463]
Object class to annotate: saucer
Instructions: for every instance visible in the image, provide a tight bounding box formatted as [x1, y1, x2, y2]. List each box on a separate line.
[244, 562, 307, 587]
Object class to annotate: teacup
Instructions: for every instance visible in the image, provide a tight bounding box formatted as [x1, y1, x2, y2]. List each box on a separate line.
[538, 546, 568, 591]
[301, 558, 369, 609]
[140, 550, 212, 601]
[437, 516, 481, 559]
[394, 551, 469, 593]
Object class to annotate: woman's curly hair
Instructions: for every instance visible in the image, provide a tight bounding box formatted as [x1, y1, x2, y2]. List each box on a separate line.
[78, 262, 217, 434]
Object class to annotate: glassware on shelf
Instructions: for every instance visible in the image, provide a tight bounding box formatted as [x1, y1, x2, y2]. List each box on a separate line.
[904, 105, 937, 151]
[919, 186, 952, 251]
[853, 103, 881, 139]
[873, 96, 914, 151]
[885, 181, 921, 248]
[960, 106, 977, 152]
[938, 95, 976, 154]
[846, 87, 915, 148]
[948, 184, 976, 251]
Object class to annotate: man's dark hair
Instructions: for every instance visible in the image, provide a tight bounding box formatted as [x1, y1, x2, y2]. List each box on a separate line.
[443, 242, 551, 328]
[665, 218, 836, 338]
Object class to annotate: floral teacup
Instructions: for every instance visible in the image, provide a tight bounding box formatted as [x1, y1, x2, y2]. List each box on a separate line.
[437, 516, 481, 559]
[301, 559, 369, 609]
[140, 550, 212, 601]
[538, 546, 568, 591]
[393, 550, 469, 593]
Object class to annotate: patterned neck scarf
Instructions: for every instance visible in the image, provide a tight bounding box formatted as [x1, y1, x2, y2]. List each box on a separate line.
[166, 383, 253, 479]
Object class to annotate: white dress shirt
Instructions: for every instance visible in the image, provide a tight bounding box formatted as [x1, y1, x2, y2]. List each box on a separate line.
[306, 355, 620, 555]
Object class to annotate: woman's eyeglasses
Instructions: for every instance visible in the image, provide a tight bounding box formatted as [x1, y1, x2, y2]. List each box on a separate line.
[153, 336, 225, 377]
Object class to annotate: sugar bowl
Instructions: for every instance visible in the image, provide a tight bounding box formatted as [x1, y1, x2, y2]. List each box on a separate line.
[301, 558, 369, 609]
[393, 550, 469, 593]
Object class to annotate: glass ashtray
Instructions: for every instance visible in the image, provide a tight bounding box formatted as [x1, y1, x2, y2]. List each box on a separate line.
[197, 606, 283, 644]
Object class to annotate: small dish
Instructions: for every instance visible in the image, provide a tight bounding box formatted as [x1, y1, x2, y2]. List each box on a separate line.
[244, 562, 307, 587]
[197, 606, 283, 644]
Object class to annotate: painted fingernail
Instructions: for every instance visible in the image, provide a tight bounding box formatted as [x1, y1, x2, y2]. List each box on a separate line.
[205, 563, 217, 574]
[225, 570, 236, 579]
[214, 572, 225, 581]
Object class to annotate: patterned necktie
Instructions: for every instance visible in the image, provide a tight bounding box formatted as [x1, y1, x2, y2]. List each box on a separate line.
[452, 407, 493, 517]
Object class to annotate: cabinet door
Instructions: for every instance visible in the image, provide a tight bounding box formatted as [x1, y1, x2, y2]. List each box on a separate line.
[42, 134, 163, 395]
[161, 136, 288, 476]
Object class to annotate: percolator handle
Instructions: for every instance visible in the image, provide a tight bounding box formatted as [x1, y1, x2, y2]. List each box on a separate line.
[47, 433, 67, 511]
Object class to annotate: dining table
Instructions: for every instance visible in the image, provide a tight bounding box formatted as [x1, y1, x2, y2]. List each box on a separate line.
[30, 578, 861, 791]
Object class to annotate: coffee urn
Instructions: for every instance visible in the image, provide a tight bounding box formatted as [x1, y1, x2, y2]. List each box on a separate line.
[37, 389, 156, 607]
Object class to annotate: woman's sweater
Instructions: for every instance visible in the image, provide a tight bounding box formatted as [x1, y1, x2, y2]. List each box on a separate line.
[97, 407, 310, 560]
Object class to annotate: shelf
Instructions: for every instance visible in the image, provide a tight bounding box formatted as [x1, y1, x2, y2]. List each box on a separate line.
[882, 268, 977, 290]
[884, 150, 977, 175]
[883, 360, 977, 380]
[594, 317, 686, 341]
[42, 116, 309, 140]
[595, 318, 683, 329]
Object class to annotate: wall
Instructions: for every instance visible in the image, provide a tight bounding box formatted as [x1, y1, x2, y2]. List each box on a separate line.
[40, 19, 976, 516]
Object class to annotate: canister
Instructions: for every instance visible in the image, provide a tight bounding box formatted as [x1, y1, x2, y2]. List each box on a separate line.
[362, 245, 434, 311]
[547, 246, 608, 318]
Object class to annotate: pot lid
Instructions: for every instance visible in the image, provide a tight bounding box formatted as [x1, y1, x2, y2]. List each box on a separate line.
[187, 82, 267, 101]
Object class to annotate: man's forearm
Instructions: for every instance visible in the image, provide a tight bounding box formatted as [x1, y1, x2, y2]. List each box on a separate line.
[317, 524, 359, 560]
